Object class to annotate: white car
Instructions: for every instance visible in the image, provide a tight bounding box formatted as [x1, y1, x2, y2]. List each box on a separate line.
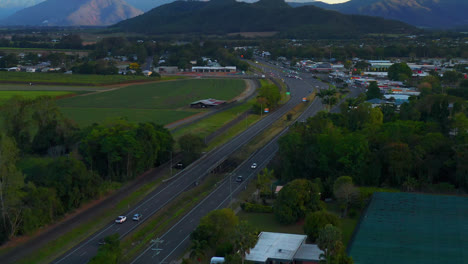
[115, 216, 127, 224]
[251, 163, 257, 169]
[132, 214, 142, 221]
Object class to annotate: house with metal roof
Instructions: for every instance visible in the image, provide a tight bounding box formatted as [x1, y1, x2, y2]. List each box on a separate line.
[190, 98, 226, 108]
[245, 232, 323, 264]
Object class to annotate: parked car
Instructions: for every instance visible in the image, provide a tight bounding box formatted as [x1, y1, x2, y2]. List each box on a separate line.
[115, 216, 127, 224]
[236, 176, 243, 182]
[251, 163, 257, 169]
[132, 213, 142, 221]
[98, 238, 106, 245]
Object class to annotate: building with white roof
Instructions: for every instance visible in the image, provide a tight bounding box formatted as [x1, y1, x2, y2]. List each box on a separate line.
[245, 232, 323, 264]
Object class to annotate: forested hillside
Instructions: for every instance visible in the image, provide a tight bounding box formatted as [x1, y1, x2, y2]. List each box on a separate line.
[114, 0, 416, 38]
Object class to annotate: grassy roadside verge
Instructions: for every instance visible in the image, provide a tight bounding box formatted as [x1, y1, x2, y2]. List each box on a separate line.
[13, 171, 174, 264]
[172, 99, 256, 141]
[120, 173, 223, 262]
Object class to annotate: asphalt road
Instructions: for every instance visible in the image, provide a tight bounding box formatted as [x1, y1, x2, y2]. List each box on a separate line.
[52, 60, 326, 264]
[130, 60, 364, 263]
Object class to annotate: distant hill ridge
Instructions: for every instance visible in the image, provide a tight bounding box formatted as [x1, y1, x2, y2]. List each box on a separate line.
[114, 0, 416, 38]
[1, 0, 143, 26]
[301, 0, 468, 28]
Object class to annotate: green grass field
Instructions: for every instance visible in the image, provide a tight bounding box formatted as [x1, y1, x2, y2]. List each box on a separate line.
[58, 79, 246, 127]
[0, 91, 74, 104]
[60, 108, 197, 127]
[0, 72, 151, 85]
[0, 84, 107, 91]
[238, 212, 304, 234]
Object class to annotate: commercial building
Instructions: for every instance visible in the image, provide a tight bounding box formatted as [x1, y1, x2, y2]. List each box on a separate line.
[191, 66, 237, 73]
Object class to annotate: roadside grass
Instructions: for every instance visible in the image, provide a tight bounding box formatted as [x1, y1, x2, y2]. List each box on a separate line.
[120, 173, 223, 262]
[205, 114, 260, 151]
[60, 108, 198, 128]
[0, 91, 75, 104]
[14, 173, 171, 264]
[172, 99, 256, 141]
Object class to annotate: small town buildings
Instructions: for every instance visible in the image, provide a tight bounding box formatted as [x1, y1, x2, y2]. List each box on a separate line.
[155, 66, 179, 74]
[245, 232, 323, 264]
[191, 66, 236, 73]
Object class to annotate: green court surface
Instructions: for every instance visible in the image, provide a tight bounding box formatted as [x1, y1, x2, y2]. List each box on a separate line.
[349, 192, 468, 264]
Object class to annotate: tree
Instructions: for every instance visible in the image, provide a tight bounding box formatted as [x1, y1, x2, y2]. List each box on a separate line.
[317, 224, 342, 263]
[89, 234, 122, 264]
[366, 81, 382, 100]
[388, 62, 413, 81]
[317, 88, 338, 112]
[304, 211, 340, 242]
[232, 221, 258, 264]
[191, 208, 238, 247]
[257, 84, 281, 109]
[256, 168, 274, 199]
[442, 70, 462, 85]
[333, 176, 358, 217]
[189, 240, 208, 263]
[0, 134, 25, 241]
[0, 96, 34, 152]
[179, 133, 206, 164]
[274, 179, 323, 224]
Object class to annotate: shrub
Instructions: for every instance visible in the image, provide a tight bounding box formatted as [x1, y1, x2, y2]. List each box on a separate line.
[242, 202, 273, 213]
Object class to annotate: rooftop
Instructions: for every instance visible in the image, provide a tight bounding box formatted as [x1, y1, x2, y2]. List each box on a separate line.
[245, 232, 307, 262]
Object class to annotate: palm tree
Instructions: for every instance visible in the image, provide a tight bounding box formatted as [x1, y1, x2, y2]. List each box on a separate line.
[189, 240, 207, 263]
[317, 88, 338, 112]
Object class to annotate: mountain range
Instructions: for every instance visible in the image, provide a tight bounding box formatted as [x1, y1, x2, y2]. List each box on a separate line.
[301, 0, 468, 28]
[114, 0, 416, 38]
[1, 0, 143, 26]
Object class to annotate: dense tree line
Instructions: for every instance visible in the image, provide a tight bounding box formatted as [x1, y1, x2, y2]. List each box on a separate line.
[189, 209, 258, 263]
[276, 89, 468, 196]
[0, 97, 174, 244]
[260, 41, 468, 61]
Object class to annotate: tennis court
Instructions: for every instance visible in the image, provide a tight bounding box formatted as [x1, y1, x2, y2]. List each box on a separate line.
[349, 192, 468, 264]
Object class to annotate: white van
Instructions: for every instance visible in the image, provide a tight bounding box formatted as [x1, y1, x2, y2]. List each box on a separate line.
[210, 257, 225, 264]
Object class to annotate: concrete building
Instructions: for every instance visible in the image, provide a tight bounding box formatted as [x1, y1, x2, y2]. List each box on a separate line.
[155, 66, 179, 74]
[245, 232, 323, 264]
[191, 66, 237, 73]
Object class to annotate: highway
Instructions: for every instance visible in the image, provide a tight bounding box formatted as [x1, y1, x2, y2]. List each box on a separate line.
[52, 60, 328, 264]
[130, 61, 364, 263]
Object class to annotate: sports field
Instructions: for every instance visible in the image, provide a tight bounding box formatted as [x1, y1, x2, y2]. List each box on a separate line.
[0, 91, 75, 104]
[57, 79, 246, 127]
[349, 192, 468, 264]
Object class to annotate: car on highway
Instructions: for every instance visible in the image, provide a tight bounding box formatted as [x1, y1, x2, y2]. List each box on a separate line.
[98, 238, 106, 245]
[236, 176, 243, 182]
[251, 163, 257, 169]
[115, 216, 127, 224]
[132, 214, 142, 221]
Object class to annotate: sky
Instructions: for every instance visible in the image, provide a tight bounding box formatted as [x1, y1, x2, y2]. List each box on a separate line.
[286, 0, 350, 3]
